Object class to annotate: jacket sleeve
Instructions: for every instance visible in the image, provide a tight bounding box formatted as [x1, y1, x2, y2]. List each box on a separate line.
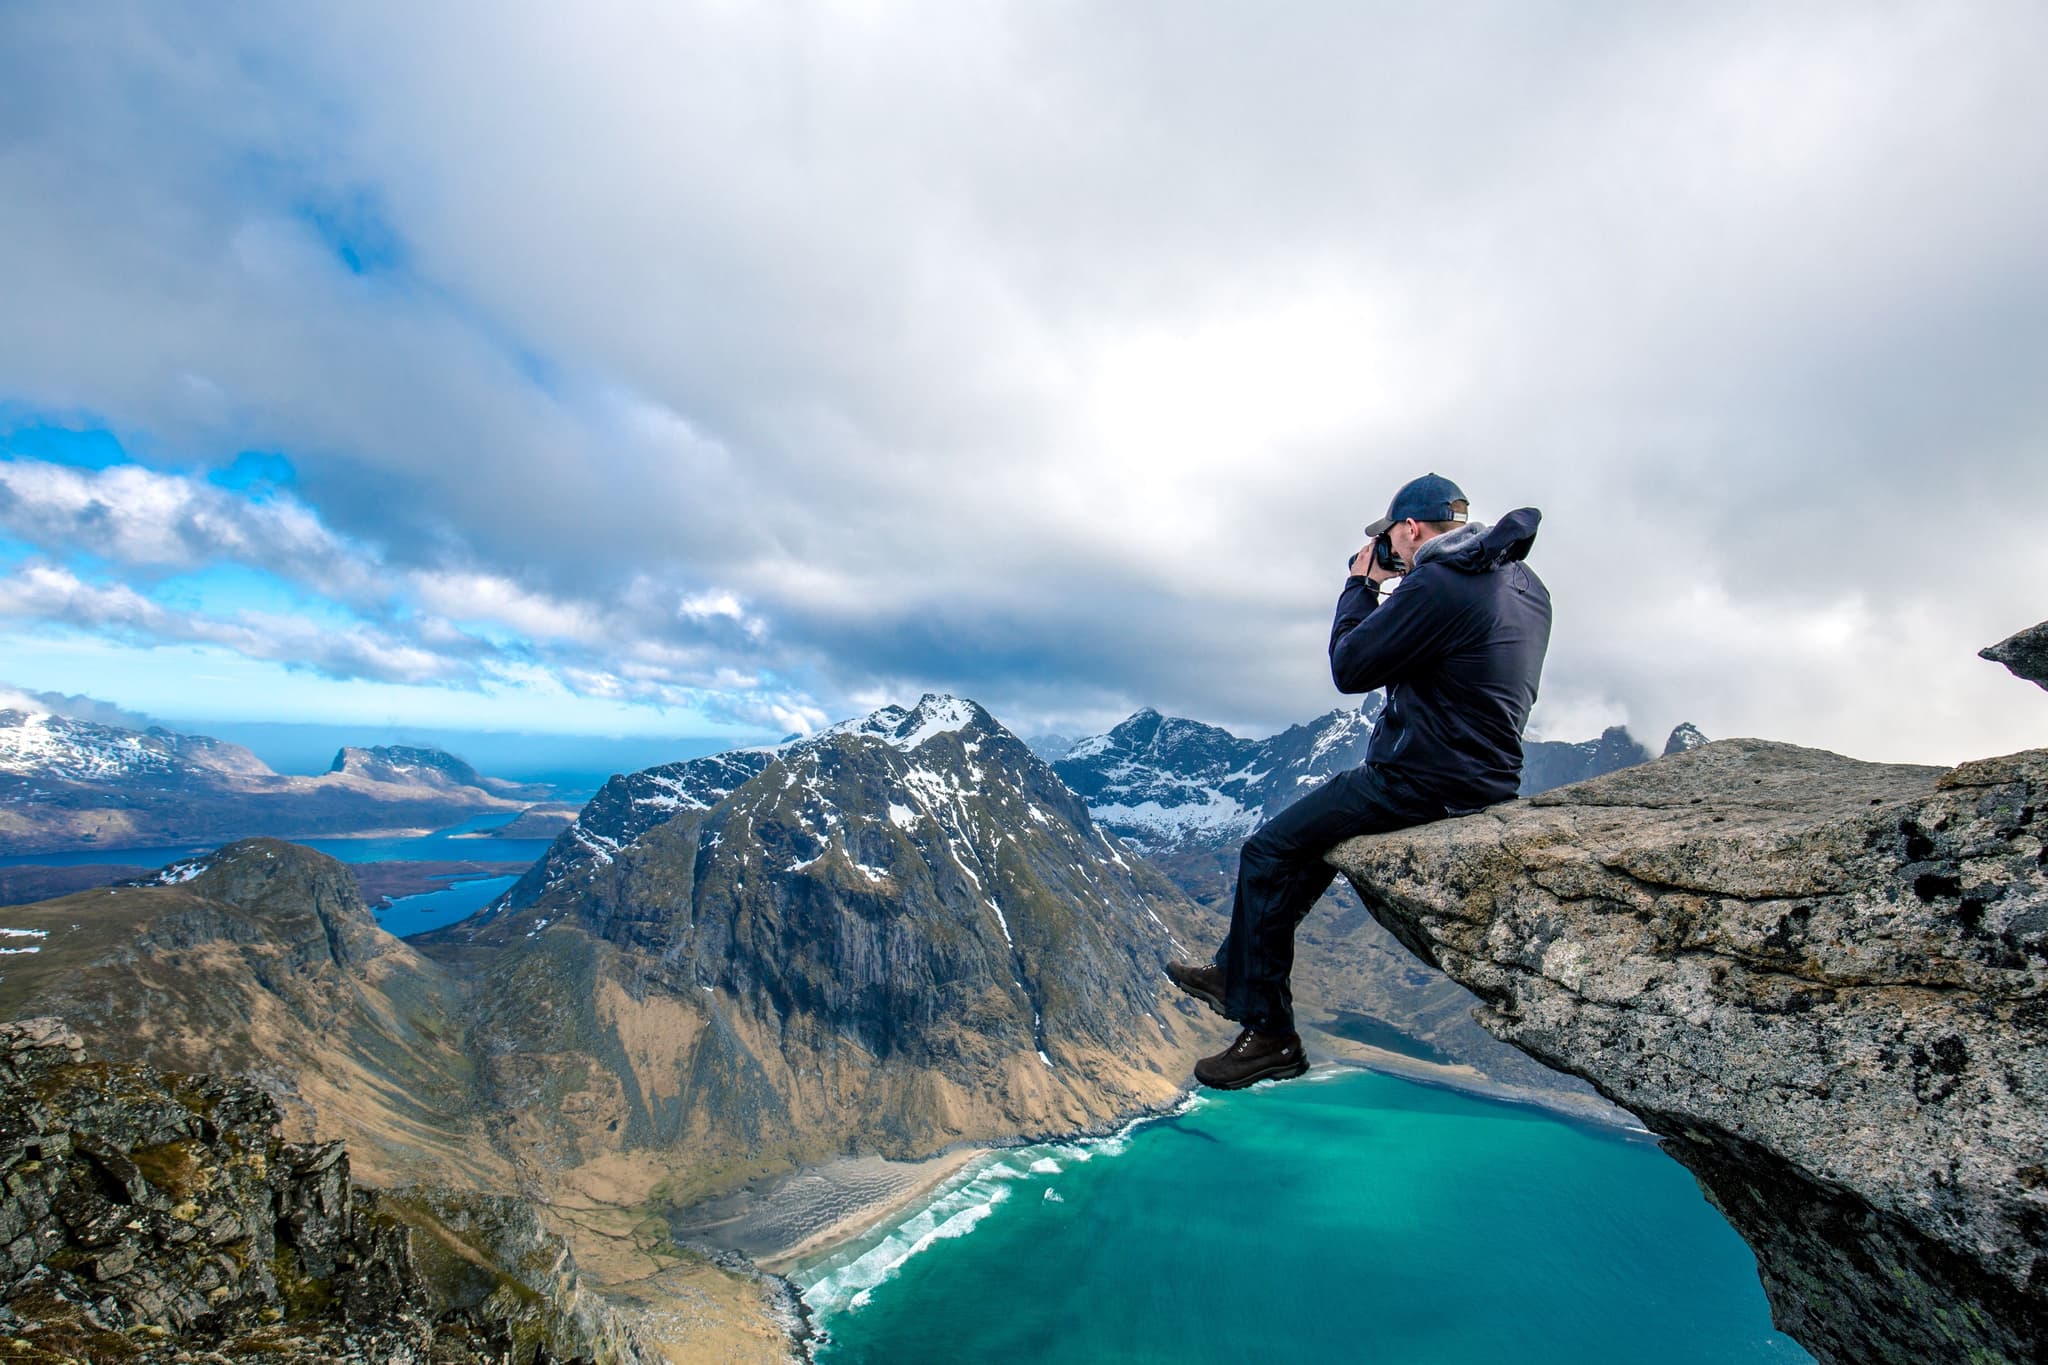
[1328, 569, 1460, 694]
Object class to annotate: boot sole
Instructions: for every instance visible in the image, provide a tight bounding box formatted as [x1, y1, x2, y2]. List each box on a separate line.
[1194, 1056, 1310, 1091]
[1166, 970, 1228, 1018]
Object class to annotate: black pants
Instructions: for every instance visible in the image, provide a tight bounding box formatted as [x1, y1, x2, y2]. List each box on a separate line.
[1215, 763, 1450, 1032]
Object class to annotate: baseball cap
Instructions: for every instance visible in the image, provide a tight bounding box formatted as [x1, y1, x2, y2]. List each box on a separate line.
[1364, 472, 1468, 536]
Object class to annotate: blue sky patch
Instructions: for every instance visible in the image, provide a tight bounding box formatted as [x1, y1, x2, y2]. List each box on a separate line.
[150, 563, 349, 623]
[0, 421, 133, 470]
[208, 450, 298, 491]
[295, 188, 406, 278]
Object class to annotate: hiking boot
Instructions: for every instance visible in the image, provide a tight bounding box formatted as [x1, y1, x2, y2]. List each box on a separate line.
[1194, 1027, 1309, 1090]
[1165, 960, 1227, 1016]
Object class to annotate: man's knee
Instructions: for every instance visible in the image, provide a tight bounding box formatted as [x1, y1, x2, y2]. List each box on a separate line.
[1240, 825, 1292, 868]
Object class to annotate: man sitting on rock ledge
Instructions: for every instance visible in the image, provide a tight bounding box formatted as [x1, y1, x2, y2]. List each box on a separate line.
[1168, 473, 1553, 1088]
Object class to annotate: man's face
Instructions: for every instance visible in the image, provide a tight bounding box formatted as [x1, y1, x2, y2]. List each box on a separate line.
[1384, 518, 1420, 568]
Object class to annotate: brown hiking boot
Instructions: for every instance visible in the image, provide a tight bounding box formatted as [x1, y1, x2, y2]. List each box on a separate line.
[1165, 960, 1227, 1016]
[1194, 1027, 1309, 1090]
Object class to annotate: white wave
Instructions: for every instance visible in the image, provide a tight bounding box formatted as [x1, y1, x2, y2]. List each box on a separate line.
[795, 1092, 1205, 1321]
[799, 1176, 1012, 1317]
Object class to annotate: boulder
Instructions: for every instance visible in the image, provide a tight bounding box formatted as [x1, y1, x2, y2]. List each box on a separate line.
[1981, 618, 2048, 692]
[1327, 739, 2046, 1365]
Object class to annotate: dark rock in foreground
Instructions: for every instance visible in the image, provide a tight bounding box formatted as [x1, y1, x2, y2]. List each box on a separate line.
[1328, 739, 2046, 1365]
[0, 1017, 635, 1363]
[1981, 617, 2048, 692]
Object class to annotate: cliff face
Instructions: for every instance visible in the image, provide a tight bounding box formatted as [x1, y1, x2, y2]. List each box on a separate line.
[1327, 736, 2046, 1365]
[0, 1018, 645, 1363]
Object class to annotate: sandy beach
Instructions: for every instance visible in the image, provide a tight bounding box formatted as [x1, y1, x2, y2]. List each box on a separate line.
[668, 1147, 990, 1275]
[663, 1033, 1642, 1299]
[1300, 1025, 1647, 1132]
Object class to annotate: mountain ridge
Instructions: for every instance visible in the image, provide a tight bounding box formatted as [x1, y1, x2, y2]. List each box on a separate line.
[0, 708, 538, 855]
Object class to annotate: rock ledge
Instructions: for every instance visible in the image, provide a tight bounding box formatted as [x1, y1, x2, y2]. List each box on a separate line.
[1329, 737, 2046, 1365]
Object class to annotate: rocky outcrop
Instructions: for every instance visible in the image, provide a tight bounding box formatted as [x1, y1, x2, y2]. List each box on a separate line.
[0, 840, 489, 1190]
[1981, 618, 2048, 692]
[0, 1018, 639, 1362]
[1327, 738, 2046, 1364]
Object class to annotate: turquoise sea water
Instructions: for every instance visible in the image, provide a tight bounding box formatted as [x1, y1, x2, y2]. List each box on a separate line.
[795, 1069, 1810, 1365]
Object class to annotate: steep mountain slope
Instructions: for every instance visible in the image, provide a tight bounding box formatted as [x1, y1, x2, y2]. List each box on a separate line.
[428, 695, 1219, 1198]
[0, 709, 528, 855]
[0, 839, 494, 1188]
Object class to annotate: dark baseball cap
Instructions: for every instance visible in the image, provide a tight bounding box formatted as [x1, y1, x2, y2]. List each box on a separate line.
[1364, 472, 1468, 536]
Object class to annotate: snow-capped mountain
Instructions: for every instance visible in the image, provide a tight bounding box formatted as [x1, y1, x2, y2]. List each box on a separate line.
[1054, 704, 1706, 853]
[1050, 699, 1384, 853]
[1664, 722, 1708, 755]
[1519, 723, 1709, 795]
[452, 693, 1211, 1166]
[0, 709, 271, 785]
[0, 707, 530, 855]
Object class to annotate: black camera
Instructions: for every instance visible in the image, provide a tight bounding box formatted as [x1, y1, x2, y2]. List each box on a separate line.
[1372, 536, 1404, 574]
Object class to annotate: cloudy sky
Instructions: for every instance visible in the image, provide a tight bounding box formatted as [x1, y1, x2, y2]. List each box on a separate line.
[2, 2, 2045, 765]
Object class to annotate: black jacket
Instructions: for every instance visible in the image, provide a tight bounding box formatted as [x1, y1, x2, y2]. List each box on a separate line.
[1328, 508, 1552, 809]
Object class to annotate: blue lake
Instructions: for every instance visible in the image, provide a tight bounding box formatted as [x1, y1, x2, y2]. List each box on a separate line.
[795, 1068, 1811, 1365]
[0, 813, 555, 869]
[373, 874, 522, 938]
[1, 814, 547, 938]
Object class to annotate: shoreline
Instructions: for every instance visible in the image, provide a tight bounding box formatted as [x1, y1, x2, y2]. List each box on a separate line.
[668, 1147, 992, 1277]
[662, 1040, 1648, 1334]
[1299, 1026, 1648, 1134]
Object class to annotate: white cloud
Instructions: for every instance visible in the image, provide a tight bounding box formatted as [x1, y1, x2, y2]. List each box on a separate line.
[0, 682, 156, 729]
[0, 2, 2044, 760]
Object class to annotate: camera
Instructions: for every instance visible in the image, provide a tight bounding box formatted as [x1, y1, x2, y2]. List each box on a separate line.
[1372, 536, 1404, 574]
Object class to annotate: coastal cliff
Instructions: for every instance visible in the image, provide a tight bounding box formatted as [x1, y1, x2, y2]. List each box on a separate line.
[1327, 725, 2047, 1363]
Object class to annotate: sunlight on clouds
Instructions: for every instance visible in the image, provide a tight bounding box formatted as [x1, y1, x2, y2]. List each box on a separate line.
[411, 569, 602, 645]
[679, 589, 744, 621]
[1, 5, 2044, 752]
[0, 457, 386, 602]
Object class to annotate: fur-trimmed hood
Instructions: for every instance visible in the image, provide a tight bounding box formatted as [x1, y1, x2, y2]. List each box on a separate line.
[1410, 507, 1541, 573]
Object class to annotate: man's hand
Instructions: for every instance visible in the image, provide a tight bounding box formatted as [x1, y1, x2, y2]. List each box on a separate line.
[1349, 540, 1396, 584]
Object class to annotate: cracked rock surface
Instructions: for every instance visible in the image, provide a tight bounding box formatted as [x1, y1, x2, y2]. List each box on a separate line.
[1328, 738, 2046, 1365]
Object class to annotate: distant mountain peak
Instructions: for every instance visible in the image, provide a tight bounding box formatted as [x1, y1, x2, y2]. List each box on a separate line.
[1664, 722, 1709, 755]
[1055, 700, 1384, 853]
[0, 707, 272, 783]
[767, 693, 997, 757]
[329, 744, 486, 789]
